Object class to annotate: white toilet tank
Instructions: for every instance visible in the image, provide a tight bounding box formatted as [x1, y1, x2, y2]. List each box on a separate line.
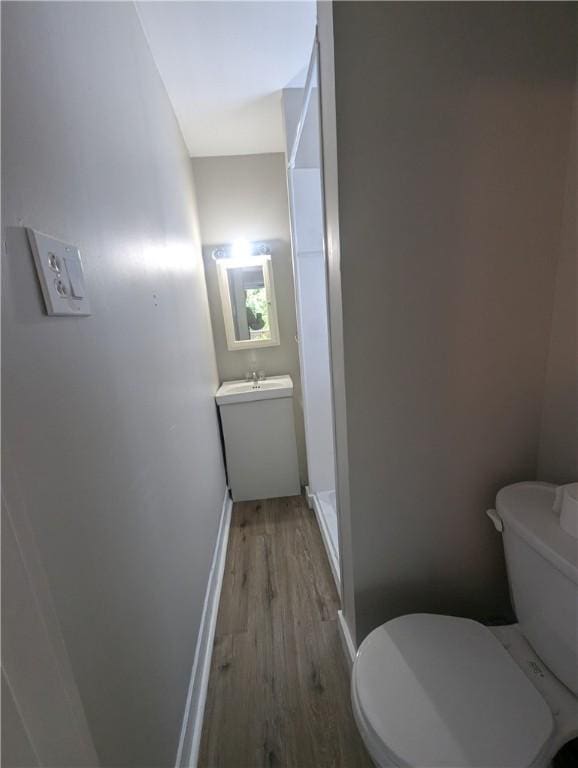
[497, 482, 578, 696]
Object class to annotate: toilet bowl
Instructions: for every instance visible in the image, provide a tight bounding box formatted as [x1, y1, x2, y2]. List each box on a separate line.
[351, 483, 578, 767]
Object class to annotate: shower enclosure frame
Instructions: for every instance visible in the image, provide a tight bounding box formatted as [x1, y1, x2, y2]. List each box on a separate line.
[286, 40, 342, 594]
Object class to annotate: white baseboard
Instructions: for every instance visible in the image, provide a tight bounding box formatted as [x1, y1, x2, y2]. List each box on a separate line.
[175, 488, 233, 768]
[308, 489, 340, 593]
[337, 609, 356, 670]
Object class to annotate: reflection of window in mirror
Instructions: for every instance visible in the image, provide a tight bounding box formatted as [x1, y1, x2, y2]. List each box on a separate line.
[216, 255, 280, 350]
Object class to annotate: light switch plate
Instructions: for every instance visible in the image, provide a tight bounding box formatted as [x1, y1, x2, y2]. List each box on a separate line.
[26, 229, 91, 316]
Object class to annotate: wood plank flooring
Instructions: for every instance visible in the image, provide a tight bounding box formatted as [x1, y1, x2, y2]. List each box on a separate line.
[199, 496, 373, 768]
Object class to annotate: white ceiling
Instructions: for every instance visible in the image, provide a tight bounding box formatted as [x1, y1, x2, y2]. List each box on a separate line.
[136, 1, 316, 157]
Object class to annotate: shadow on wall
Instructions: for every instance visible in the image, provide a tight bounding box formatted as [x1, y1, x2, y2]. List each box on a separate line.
[325, 0, 576, 645]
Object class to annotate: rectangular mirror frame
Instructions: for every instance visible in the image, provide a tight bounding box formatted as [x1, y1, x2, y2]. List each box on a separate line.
[216, 255, 281, 351]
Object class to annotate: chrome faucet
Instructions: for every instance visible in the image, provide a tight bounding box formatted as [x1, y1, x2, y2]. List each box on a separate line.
[246, 370, 265, 387]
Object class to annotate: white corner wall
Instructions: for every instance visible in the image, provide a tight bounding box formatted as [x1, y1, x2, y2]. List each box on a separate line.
[323, 1, 577, 643]
[2, 3, 226, 766]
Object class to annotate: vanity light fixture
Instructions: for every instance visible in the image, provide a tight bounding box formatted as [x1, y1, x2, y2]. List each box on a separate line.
[211, 241, 271, 262]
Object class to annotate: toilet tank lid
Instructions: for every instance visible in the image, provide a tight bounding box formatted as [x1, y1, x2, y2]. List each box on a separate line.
[353, 614, 553, 768]
[496, 482, 578, 585]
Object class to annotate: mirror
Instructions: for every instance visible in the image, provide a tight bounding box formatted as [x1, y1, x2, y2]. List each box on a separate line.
[216, 256, 280, 350]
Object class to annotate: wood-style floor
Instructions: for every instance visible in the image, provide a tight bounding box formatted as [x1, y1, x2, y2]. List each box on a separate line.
[199, 496, 373, 768]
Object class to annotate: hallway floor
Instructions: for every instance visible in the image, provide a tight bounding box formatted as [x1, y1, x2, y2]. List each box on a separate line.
[199, 495, 373, 768]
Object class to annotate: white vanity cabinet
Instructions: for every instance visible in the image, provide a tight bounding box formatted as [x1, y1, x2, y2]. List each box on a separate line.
[216, 375, 300, 501]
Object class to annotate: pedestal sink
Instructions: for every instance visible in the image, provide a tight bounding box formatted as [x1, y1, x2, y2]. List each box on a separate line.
[215, 375, 300, 501]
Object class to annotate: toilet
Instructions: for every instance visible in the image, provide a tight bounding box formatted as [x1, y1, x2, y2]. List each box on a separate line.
[352, 482, 578, 767]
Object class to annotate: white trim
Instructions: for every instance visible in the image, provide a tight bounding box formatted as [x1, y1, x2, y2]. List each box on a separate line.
[337, 610, 356, 670]
[175, 488, 233, 768]
[308, 488, 340, 593]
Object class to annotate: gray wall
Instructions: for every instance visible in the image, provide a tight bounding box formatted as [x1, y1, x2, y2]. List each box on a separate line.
[323, 1, 576, 643]
[192, 153, 307, 482]
[2, 3, 226, 766]
[538, 97, 577, 483]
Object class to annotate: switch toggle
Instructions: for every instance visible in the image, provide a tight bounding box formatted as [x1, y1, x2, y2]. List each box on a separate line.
[64, 254, 86, 298]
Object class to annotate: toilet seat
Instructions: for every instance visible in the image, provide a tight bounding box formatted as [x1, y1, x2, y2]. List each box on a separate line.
[352, 614, 554, 767]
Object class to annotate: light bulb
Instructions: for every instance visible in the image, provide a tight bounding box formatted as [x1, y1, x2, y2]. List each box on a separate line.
[231, 239, 251, 259]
